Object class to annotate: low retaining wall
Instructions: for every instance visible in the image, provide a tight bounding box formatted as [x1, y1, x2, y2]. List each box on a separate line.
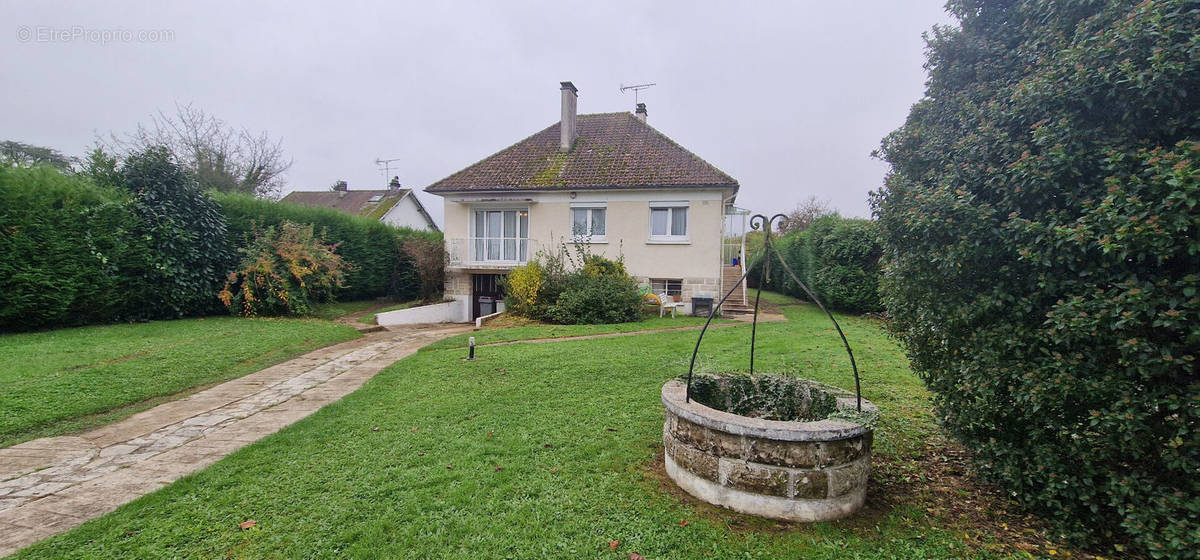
[375, 298, 466, 326]
[661, 379, 875, 522]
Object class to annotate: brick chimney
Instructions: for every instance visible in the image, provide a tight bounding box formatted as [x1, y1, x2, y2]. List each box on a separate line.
[560, 81, 578, 152]
[635, 102, 647, 122]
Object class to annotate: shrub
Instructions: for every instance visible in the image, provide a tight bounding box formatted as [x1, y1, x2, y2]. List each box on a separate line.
[115, 147, 233, 318]
[753, 216, 882, 313]
[0, 165, 153, 330]
[214, 192, 438, 300]
[873, 1, 1199, 556]
[504, 247, 641, 324]
[400, 236, 445, 302]
[546, 272, 641, 325]
[801, 217, 882, 313]
[218, 221, 348, 317]
[503, 261, 544, 317]
[581, 254, 628, 277]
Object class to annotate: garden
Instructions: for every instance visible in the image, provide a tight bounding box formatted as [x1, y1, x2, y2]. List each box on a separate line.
[1, 1, 1195, 558]
[10, 297, 1076, 559]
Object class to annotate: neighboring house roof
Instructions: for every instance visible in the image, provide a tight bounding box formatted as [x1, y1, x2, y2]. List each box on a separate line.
[424, 112, 738, 194]
[280, 188, 439, 231]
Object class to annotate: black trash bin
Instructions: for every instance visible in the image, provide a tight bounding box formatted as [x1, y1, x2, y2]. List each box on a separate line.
[478, 296, 496, 316]
[692, 296, 714, 317]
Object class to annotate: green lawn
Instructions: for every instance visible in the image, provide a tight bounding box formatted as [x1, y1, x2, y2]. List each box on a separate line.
[0, 317, 359, 448]
[361, 301, 420, 325]
[13, 296, 1058, 559]
[424, 312, 732, 350]
[307, 300, 382, 321]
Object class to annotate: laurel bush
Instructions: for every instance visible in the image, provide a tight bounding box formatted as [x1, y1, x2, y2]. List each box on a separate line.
[873, 1, 1199, 555]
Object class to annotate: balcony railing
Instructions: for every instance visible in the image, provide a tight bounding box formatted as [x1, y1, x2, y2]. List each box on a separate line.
[447, 237, 542, 268]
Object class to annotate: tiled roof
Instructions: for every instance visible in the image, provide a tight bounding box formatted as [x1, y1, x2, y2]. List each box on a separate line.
[280, 189, 408, 221]
[424, 112, 738, 193]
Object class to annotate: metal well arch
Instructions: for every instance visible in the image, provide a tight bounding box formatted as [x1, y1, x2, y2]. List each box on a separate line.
[685, 213, 863, 411]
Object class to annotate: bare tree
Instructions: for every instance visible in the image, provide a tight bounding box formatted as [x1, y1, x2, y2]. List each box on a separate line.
[103, 104, 291, 198]
[777, 195, 836, 233]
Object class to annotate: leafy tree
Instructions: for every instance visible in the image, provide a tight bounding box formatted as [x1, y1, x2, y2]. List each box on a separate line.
[104, 104, 291, 198]
[873, 1, 1198, 556]
[1, 140, 74, 170]
[117, 147, 234, 318]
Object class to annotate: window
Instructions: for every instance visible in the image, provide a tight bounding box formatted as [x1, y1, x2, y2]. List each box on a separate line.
[570, 204, 606, 240]
[472, 209, 529, 262]
[651, 279, 683, 298]
[649, 202, 688, 241]
[368, 194, 383, 203]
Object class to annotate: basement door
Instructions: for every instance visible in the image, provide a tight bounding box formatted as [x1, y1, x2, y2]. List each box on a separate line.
[471, 273, 505, 320]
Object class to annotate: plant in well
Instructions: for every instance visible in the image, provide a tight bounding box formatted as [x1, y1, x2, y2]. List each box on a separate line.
[219, 221, 349, 317]
[873, 1, 1199, 556]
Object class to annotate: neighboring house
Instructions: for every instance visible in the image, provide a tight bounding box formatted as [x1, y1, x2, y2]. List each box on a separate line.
[424, 81, 747, 322]
[280, 182, 440, 232]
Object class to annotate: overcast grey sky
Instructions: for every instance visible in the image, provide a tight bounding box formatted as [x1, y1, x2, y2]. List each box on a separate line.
[2, 1, 953, 225]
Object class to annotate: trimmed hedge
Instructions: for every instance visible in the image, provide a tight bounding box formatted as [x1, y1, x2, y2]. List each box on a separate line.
[1, 164, 439, 331]
[873, 0, 1199, 556]
[751, 216, 882, 313]
[0, 166, 151, 330]
[213, 192, 439, 301]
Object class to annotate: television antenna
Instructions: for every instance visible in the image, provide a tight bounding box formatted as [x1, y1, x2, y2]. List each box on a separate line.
[619, 82, 656, 107]
[375, 157, 402, 184]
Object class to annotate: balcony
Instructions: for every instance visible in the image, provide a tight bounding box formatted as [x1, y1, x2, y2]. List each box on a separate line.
[446, 237, 544, 270]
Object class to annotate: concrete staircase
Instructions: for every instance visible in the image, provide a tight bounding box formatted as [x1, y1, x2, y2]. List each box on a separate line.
[719, 265, 754, 314]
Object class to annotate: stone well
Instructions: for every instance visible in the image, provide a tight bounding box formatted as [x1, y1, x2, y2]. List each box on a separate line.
[661, 378, 877, 522]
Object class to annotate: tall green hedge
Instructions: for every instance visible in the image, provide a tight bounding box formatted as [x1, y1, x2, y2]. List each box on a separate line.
[1, 163, 441, 331]
[213, 192, 439, 301]
[873, 1, 1198, 556]
[0, 166, 151, 330]
[751, 216, 882, 313]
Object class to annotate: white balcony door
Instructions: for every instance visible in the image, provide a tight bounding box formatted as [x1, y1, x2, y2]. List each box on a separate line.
[473, 209, 528, 262]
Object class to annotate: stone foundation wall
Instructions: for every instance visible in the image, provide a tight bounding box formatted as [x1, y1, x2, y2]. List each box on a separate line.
[444, 271, 471, 297]
[661, 380, 875, 522]
[635, 276, 720, 302]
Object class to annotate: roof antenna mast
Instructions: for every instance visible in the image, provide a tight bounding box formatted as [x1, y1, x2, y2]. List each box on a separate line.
[375, 157, 402, 186]
[619, 82, 656, 108]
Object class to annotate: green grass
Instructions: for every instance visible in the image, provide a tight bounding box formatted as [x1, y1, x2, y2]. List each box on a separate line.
[307, 300, 381, 321]
[11, 297, 1016, 559]
[362, 301, 420, 325]
[0, 317, 359, 448]
[424, 312, 733, 350]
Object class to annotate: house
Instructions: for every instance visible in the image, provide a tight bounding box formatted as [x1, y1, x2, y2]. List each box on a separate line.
[421, 81, 747, 323]
[280, 181, 440, 232]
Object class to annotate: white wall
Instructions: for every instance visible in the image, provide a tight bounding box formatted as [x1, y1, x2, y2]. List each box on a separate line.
[375, 296, 471, 325]
[381, 193, 436, 231]
[440, 188, 733, 300]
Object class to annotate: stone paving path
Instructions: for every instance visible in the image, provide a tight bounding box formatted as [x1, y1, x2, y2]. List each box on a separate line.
[0, 323, 470, 557]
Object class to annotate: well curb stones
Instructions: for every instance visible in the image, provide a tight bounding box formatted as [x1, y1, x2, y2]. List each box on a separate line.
[661, 379, 876, 522]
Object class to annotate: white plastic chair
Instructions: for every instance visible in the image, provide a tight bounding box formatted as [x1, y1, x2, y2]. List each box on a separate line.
[659, 293, 683, 318]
